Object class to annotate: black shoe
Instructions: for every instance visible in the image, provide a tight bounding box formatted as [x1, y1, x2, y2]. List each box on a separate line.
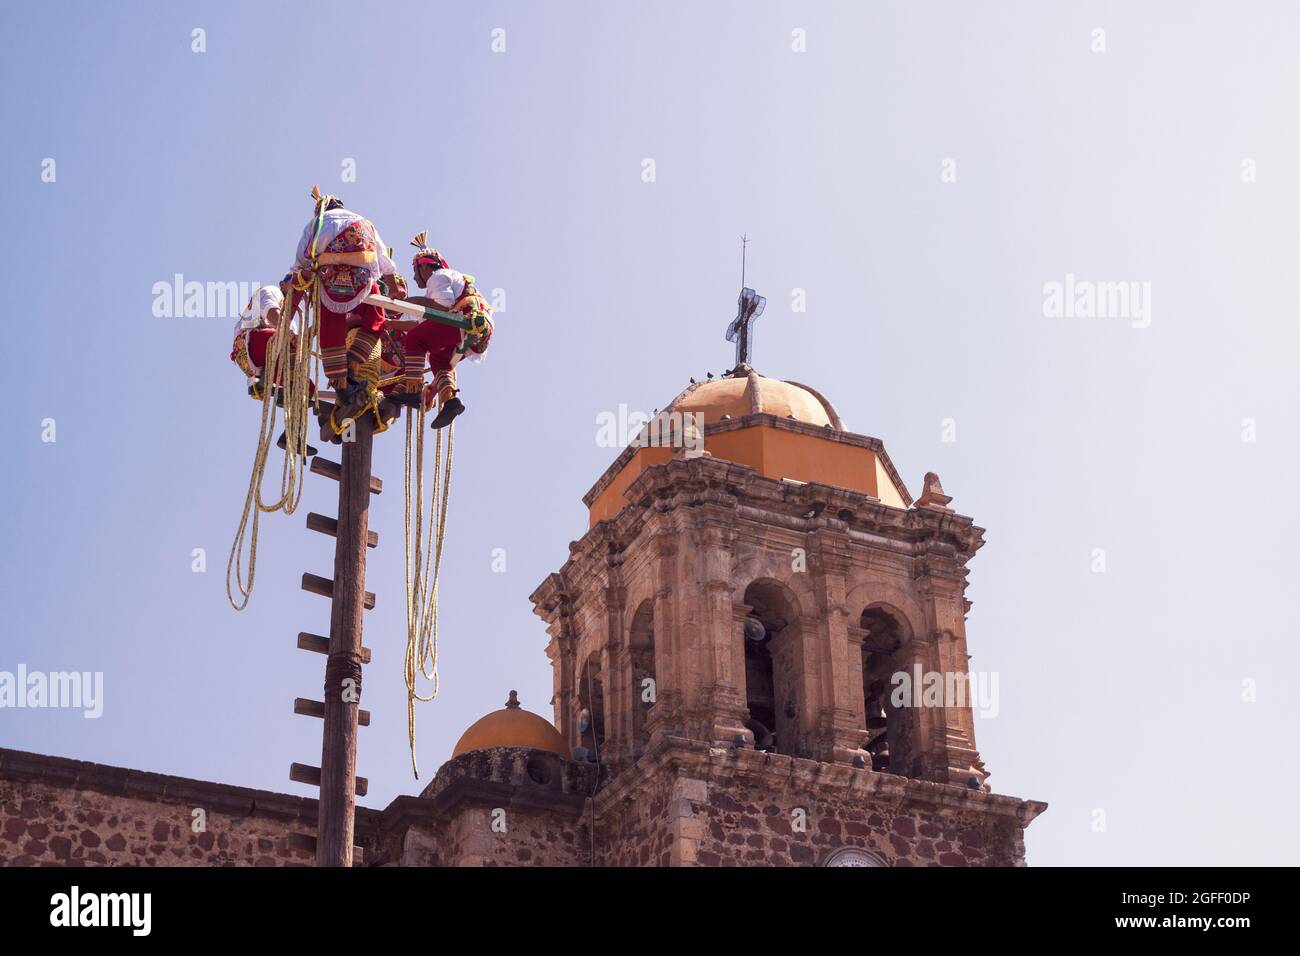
[430, 396, 465, 430]
[276, 432, 318, 457]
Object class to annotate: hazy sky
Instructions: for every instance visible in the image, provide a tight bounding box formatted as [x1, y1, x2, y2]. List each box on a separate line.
[3, 0, 1297, 866]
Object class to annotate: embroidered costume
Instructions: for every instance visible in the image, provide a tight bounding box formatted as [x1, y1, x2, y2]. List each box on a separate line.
[403, 231, 494, 429]
[288, 190, 400, 396]
[230, 280, 315, 454]
[231, 283, 298, 396]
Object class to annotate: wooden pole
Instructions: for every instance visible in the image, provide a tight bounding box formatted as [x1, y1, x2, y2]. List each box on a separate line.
[316, 412, 374, 866]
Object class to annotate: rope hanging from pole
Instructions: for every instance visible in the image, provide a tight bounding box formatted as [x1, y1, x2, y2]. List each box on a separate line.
[225, 277, 321, 611]
[403, 404, 454, 778]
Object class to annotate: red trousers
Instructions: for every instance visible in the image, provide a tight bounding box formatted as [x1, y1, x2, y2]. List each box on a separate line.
[233, 328, 314, 397]
[245, 328, 276, 368]
[401, 319, 464, 390]
[291, 281, 387, 383]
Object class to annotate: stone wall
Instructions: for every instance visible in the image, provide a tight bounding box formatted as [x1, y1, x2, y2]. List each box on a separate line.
[0, 743, 1040, 867]
[410, 747, 594, 867]
[0, 748, 317, 867]
[593, 738, 1043, 867]
[593, 764, 677, 866]
[693, 773, 1023, 867]
[0, 746, 598, 869]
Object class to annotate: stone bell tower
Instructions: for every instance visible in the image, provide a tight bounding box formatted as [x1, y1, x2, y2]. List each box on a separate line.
[531, 365, 1046, 866]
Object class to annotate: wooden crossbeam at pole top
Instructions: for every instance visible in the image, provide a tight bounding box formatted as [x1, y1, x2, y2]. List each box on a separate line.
[362, 293, 488, 335]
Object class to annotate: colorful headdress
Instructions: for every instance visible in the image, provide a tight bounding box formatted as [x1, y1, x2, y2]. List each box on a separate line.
[306, 186, 345, 262]
[410, 231, 448, 272]
[310, 184, 342, 211]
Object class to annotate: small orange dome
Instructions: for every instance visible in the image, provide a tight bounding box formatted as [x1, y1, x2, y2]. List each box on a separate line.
[665, 365, 844, 430]
[451, 690, 568, 758]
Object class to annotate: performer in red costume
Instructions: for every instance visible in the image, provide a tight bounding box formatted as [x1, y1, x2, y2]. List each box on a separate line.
[230, 276, 316, 454]
[287, 187, 404, 419]
[399, 231, 494, 429]
[231, 279, 290, 394]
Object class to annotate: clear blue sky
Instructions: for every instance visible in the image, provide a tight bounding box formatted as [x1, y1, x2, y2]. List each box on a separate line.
[3, 0, 1297, 865]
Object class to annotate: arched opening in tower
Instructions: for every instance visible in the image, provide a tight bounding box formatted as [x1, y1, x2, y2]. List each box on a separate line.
[578, 653, 606, 757]
[628, 600, 656, 755]
[860, 606, 911, 775]
[742, 580, 803, 757]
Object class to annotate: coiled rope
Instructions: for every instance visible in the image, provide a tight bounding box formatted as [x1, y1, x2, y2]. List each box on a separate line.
[226, 279, 322, 611]
[403, 403, 454, 778]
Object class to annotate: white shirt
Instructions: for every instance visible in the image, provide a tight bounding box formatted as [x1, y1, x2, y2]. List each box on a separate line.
[235, 285, 289, 334]
[422, 268, 467, 309]
[294, 209, 397, 273]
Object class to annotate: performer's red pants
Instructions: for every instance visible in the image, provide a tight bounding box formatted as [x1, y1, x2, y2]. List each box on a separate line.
[402, 319, 465, 400]
[291, 281, 387, 384]
[245, 329, 277, 369]
[236, 329, 314, 397]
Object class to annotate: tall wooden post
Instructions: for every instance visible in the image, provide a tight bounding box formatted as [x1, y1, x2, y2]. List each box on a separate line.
[317, 413, 374, 866]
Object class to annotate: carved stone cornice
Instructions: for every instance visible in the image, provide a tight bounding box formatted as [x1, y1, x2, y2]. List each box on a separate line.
[582, 413, 914, 510]
[534, 456, 986, 632]
[592, 736, 1047, 827]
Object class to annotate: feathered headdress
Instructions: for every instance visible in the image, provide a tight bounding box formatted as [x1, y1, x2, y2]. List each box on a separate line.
[310, 183, 341, 211]
[306, 186, 346, 261]
[410, 230, 448, 272]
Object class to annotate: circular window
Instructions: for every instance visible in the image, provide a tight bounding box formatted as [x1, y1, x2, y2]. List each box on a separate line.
[525, 755, 555, 786]
[823, 847, 885, 867]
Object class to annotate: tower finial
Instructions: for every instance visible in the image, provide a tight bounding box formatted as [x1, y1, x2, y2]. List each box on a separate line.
[725, 235, 766, 373]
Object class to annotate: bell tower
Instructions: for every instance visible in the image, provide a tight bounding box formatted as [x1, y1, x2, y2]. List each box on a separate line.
[531, 366, 1046, 866]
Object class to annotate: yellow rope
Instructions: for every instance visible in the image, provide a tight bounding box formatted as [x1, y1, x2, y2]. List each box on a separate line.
[403, 403, 454, 778]
[226, 282, 321, 611]
[327, 330, 390, 438]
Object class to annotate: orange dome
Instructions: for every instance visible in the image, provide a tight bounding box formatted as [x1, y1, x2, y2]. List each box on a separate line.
[665, 365, 844, 430]
[451, 691, 568, 758]
[584, 364, 912, 525]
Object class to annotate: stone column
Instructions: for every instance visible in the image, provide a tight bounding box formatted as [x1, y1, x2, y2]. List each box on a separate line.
[644, 530, 683, 745]
[691, 520, 750, 746]
[540, 603, 576, 750]
[916, 560, 987, 787]
[807, 533, 869, 764]
[893, 625, 942, 781]
[600, 584, 628, 764]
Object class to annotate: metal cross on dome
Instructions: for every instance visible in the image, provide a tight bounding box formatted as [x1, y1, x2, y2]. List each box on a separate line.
[725, 235, 766, 370]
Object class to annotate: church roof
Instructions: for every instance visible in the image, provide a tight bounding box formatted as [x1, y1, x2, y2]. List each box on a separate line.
[663, 364, 845, 431]
[582, 363, 914, 524]
[451, 691, 568, 759]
